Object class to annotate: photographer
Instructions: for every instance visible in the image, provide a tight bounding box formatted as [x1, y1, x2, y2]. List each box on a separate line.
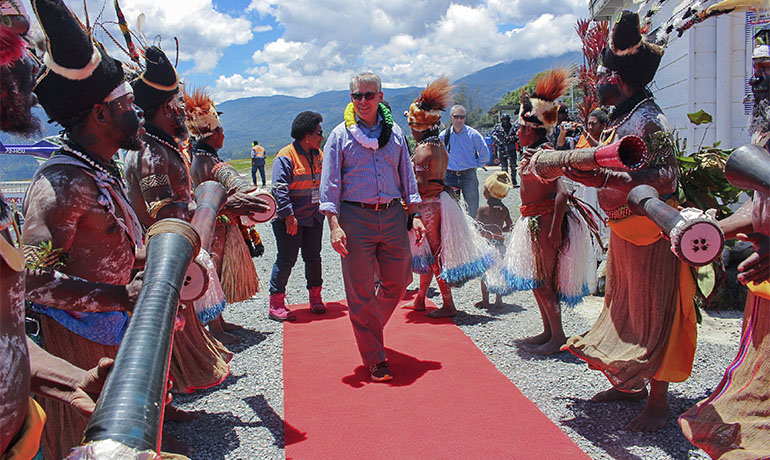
[551, 103, 583, 150]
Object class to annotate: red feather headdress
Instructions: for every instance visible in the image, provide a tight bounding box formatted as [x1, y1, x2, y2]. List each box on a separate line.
[519, 68, 573, 131]
[0, 24, 25, 67]
[405, 77, 454, 132]
[184, 87, 222, 139]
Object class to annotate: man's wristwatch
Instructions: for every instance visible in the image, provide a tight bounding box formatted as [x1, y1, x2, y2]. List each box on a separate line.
[410, 212, 422, 219]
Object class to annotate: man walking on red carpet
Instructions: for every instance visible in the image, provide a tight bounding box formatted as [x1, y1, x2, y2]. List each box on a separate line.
[320, 72, 425, 382]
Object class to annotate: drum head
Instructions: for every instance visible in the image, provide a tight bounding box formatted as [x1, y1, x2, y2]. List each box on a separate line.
[246, 192, 277, 223]
[180, 259, 209, 302]
[677, 221, 724, 266]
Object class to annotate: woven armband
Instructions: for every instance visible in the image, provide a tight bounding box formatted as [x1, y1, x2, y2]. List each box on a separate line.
[139, 174, 171, 192]
[147, 198, 174, 219]
[24, 241, 69, 270]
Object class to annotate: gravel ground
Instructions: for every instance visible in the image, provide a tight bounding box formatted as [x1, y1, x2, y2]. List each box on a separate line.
[166, 166, 744, 460]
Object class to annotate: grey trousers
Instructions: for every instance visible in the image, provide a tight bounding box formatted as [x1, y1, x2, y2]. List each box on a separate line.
[338, 201, 412, 367]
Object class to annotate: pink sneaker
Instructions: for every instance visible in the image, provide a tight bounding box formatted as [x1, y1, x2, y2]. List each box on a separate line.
[309, 286, 326, 314]
[269, 293, 296, 321]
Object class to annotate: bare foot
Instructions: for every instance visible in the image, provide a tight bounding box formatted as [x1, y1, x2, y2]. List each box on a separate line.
[211, 330, 242, 345]
[474, 300, 489, 309]
[426, 307, 456, 318]
[531, 338, 566, 355]
[165, 405, 200, 422]
[590, 387, 648, 403]
[221, 320, 243, 332]
[404, 299, 426, 311]
[521, 331, 551, 345]
[626, 403, 670, 432]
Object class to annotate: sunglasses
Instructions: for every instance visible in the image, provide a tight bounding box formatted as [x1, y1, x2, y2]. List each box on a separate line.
[452, 114, 466, 119]
[351, 92, 378, 101]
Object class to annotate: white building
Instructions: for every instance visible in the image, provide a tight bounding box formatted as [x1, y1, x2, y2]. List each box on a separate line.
[590, 0, 770, 151]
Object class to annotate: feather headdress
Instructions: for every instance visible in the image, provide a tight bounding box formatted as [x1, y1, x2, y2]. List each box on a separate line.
[519, 68, 573, 131]
[184, 87, 222, 139]
[0, 24, 25, 66]
[405, 77, 454, 132]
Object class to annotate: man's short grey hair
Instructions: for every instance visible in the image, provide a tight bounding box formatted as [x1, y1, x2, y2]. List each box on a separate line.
[450, 104, 466, 115]
[350, 72, 382, 92]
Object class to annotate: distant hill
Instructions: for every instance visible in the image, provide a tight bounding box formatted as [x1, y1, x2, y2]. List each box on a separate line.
[0, 51, 582, 167]
[218, 51, 581, 160]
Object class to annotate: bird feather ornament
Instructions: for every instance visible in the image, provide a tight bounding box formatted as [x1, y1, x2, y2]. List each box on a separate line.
[528, 68, 574, 130]
[405, 77, 454, 132]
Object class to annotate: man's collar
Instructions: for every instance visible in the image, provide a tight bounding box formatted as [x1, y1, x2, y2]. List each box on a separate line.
[355, 111, 382, 129]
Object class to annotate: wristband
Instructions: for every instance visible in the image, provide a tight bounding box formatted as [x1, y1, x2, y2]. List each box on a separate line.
[410, 212, 422, 219]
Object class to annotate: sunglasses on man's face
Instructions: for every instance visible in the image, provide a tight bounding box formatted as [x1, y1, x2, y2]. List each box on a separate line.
[351, 92, 378, 101]
[452, 114, 466, 119]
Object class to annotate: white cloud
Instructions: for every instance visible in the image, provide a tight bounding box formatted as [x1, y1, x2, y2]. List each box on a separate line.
[20, 0, 253, 73]
[253, 25, 273, 32]
[211, 0, 588, 101]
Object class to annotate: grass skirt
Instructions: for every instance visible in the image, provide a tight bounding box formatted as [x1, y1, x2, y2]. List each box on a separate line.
[437, 191, 495, 286]
[193, 249, 226, 323]
[499, 210, 590, 306]
[220, 222, 259, 303]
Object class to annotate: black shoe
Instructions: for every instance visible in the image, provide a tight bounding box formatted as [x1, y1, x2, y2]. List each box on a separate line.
[370, 361, 393, 382]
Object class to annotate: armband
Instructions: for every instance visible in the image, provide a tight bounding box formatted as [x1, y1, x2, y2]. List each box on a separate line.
[139, 174, 171, 192]
[147, 198, 174, 218]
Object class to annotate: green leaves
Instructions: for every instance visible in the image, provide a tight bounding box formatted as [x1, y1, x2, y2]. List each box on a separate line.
[675, 110, 746, 219]
[687, 109, 713, 125]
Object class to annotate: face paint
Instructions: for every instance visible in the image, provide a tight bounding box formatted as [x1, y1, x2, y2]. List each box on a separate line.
[108, 93, 145, 151]
[169, 93, 189, 140]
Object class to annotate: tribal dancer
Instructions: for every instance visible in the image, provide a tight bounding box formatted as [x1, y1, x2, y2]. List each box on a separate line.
[0, 16, 112, 460]
[404, 77, 495, 317]
[186, 88, 266, 318]
[21, 0, 146, 457]
[501, 68, 592, 355]
[123, 46, 234, 397]
[678, 25, 770, 458]
[563, 11, 697, 432]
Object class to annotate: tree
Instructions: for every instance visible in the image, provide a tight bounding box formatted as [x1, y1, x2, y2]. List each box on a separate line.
[452, 84, 484, 128]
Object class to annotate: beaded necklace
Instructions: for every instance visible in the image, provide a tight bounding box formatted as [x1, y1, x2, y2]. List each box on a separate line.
[59, 140, 123, 183]
[600, 97, 653, 144]
[145, 131, 191, 167]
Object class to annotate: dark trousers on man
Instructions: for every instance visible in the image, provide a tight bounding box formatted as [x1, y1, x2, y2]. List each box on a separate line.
[252, 164, 266, 187]
[338, 201, 411, 367]
[269, 218, 323, 294]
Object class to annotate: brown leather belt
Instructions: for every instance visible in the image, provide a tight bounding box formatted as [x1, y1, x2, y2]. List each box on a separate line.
[343, 199, 400, 211]
[446, 168, 475, 176]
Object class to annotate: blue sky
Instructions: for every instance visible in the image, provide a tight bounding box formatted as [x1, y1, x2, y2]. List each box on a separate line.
[19, 0, 589, 102]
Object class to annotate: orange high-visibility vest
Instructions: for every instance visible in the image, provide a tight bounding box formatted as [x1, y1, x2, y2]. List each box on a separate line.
[275, 143, 322, 198]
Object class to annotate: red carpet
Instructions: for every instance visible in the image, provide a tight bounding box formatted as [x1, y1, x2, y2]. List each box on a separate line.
[283, 298, 590, 460]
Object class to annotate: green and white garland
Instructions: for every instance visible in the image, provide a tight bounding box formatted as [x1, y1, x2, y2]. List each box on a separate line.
[344, 102, 393, 150]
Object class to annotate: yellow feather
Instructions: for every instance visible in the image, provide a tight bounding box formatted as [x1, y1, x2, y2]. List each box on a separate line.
[705, 0, 770, 14]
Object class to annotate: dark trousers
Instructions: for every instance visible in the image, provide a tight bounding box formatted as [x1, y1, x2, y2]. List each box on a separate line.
[338, 202, 411, 366]
[269, 218, 323, 294]
[252, 164, 266, 186]
[499, 146, 517, 184]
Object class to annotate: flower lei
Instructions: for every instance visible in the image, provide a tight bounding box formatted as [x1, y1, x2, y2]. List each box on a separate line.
[344, 102, 393, 150]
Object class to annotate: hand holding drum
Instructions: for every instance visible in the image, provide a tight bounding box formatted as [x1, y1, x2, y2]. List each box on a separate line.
[627, 184, 724, 266]
[530, 135, 649, 180]
[212, 162, 277, 223]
